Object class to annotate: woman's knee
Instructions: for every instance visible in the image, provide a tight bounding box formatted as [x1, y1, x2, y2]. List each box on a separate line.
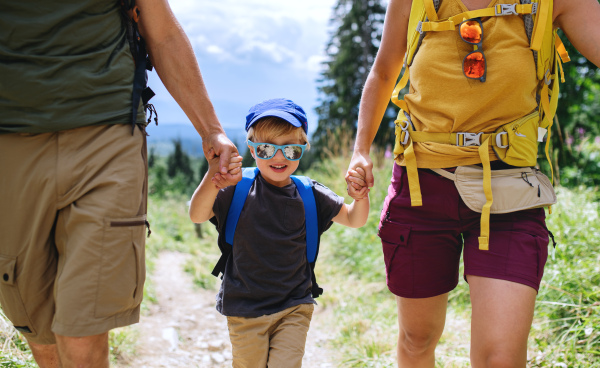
[398, 328, 441, 357]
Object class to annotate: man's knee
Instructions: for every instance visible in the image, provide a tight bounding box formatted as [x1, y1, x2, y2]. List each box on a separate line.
[55, 332, 110, 368]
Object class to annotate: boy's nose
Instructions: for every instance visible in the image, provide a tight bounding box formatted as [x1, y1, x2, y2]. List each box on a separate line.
[273, 148, 286, 160]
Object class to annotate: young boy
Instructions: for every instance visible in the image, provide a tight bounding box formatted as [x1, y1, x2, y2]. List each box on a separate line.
[189, 98, 369, 368]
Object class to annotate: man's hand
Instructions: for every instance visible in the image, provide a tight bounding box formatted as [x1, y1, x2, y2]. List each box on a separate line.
[205, 150, 243, 189]
[203, 132, 239, 175]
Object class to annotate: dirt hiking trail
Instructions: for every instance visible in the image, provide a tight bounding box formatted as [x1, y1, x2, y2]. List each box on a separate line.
[116, 251, 337, 368]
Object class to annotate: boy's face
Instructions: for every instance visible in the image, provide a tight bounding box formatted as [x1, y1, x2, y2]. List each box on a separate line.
[248, 131, 302, 187]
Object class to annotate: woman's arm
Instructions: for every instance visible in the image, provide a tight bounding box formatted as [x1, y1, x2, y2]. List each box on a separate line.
[554, 0, 600, 67]
[346, 0, 412, 193]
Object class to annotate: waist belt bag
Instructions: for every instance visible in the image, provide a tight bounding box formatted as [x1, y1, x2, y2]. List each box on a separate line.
[431, 165, 557, 214]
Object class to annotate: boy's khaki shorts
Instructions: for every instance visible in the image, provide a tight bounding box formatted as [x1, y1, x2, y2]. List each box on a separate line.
[0, 124, 148, 344]
[227, 303, 314, 368]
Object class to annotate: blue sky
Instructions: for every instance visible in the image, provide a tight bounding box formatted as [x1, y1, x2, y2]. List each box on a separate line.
[149, 0, 338, 137]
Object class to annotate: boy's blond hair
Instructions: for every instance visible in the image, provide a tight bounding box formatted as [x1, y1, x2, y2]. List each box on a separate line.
[247, 116, 310, 150]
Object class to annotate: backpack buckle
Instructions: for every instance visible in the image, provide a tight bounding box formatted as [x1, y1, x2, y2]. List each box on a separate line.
[456, 132, 482, 146]
[416, 21, 424, 34]
[495, 4, 518, 16]
[396, 120, 411, 145]
[495, 132, 509, 148]
[531, 3, 538, 14]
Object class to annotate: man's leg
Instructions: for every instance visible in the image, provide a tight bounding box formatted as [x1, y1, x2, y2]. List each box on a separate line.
[468, 275, 536, 367]
[55, 333, 109, 368]
[28, 341, 60, 368]
[396, 293, 448, 368]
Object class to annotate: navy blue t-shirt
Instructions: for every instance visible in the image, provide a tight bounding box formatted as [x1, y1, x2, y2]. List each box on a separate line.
[211, 172, 344, 317]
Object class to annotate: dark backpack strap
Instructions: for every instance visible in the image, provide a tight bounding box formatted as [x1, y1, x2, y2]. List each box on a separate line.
[120, 0, 156, 134]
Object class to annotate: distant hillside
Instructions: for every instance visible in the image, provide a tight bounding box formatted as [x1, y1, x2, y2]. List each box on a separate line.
[146, 123, 247, 157]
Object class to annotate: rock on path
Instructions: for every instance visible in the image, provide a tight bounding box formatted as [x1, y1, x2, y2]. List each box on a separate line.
[117, 251, 336, 368]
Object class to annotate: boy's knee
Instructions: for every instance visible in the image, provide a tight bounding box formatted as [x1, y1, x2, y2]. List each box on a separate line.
[472, 349, 526, 368]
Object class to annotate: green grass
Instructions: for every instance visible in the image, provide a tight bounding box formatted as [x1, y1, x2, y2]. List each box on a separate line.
[2, 156, 598, 367]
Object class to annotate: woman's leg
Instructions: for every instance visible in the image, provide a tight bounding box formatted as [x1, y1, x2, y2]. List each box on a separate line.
[468, 275, 537, 368]
[396, 293, 449, 368]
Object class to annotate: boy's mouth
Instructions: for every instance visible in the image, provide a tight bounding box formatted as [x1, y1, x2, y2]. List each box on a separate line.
[270, 164, 287, 172]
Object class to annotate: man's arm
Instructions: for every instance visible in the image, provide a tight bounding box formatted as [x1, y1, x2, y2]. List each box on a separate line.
[136, 0, 237, 174]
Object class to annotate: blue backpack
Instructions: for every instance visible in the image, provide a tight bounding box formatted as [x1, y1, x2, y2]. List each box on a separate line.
[211, 167, 324, 298]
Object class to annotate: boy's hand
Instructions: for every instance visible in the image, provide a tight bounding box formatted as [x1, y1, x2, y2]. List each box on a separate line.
[346, 167, 369, 200]
[209, 151, 243, 189]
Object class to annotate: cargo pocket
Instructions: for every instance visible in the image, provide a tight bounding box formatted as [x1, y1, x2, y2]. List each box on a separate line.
[0, 255, 36, 335]
[95, 215, 147, 318]
[378, 221, 411, 276]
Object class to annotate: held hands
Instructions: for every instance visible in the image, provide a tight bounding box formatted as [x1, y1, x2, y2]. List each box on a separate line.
[203, 132, 239, 175]
[206, 150, 243, 189]
[345, 150, 374, 201]
[345, 167, 370, 200]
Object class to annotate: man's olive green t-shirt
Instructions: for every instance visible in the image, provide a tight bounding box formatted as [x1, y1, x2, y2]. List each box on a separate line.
[0, 0, 144, 134]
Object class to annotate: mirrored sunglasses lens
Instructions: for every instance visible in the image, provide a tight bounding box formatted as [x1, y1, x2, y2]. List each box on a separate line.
[283, 146, 303, 160]
[463, 51, 485, 78]
[256, 144, 275, 159]
[460, 20, 482, 44]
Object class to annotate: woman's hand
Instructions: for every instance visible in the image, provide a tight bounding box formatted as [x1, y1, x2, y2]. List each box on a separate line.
[345, 151, 374, 200]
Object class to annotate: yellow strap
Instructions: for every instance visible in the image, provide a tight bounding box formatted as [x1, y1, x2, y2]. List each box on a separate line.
[391, 66, 410, 109]
[409, 131, 496, 146]
[423, 0, 438, 21]
[403, 139, 423, 207]
[557, 50, 566, 83]
[530, 0, 549, 51]
[420, 4, 537, 33]
[478, 137, 493, 250]
[556, 36, 570, 63]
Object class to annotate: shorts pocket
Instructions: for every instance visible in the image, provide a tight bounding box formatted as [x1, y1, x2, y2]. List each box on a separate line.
[95, 215, 147, 318]
[0, 255, 36, 335]
[378, 221, 411, 275]
[505, 233, 545, 281]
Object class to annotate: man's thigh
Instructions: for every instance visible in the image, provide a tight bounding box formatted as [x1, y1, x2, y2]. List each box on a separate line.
[0, 124, 148, 344]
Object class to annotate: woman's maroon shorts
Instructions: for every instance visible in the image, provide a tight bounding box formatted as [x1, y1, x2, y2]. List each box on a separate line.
[379, 163, 550, 298]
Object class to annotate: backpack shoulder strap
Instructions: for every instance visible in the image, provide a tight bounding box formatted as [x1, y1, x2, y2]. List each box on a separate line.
[212, 167, 258, 278]
[290, 175, 318, 263]
[225, 167, 259, 246]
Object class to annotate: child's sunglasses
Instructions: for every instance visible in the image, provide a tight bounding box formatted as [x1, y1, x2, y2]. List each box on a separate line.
[459, 18, 486, 82]
[247, 140, 307, 161]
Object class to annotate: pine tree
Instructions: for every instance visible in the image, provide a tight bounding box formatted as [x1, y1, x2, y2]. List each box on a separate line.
[314, 0, 394, 156]
[167, 139, 194, 185]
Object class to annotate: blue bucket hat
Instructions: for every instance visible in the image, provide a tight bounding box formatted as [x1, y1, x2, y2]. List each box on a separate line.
[245, 98, 308, 134]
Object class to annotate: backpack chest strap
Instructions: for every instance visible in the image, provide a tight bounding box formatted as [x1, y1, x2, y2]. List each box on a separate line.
[419, 3, 538, 33]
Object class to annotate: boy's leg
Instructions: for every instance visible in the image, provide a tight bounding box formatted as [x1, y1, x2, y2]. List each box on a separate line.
[267, 304, 314, 368]
[468, 276, 536, 367]
[227, 315, 270, 368]
[396, 294, 448, 368]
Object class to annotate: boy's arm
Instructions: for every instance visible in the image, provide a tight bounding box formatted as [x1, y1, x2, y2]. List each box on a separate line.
[189, 153, 242, 223]
[331, 196, 370, 229]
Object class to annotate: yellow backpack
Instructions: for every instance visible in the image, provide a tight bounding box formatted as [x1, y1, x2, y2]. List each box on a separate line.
[390, 0, 570, 249]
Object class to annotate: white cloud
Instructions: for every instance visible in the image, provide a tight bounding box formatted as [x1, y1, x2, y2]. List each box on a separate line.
[168, 0, 336, 71]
